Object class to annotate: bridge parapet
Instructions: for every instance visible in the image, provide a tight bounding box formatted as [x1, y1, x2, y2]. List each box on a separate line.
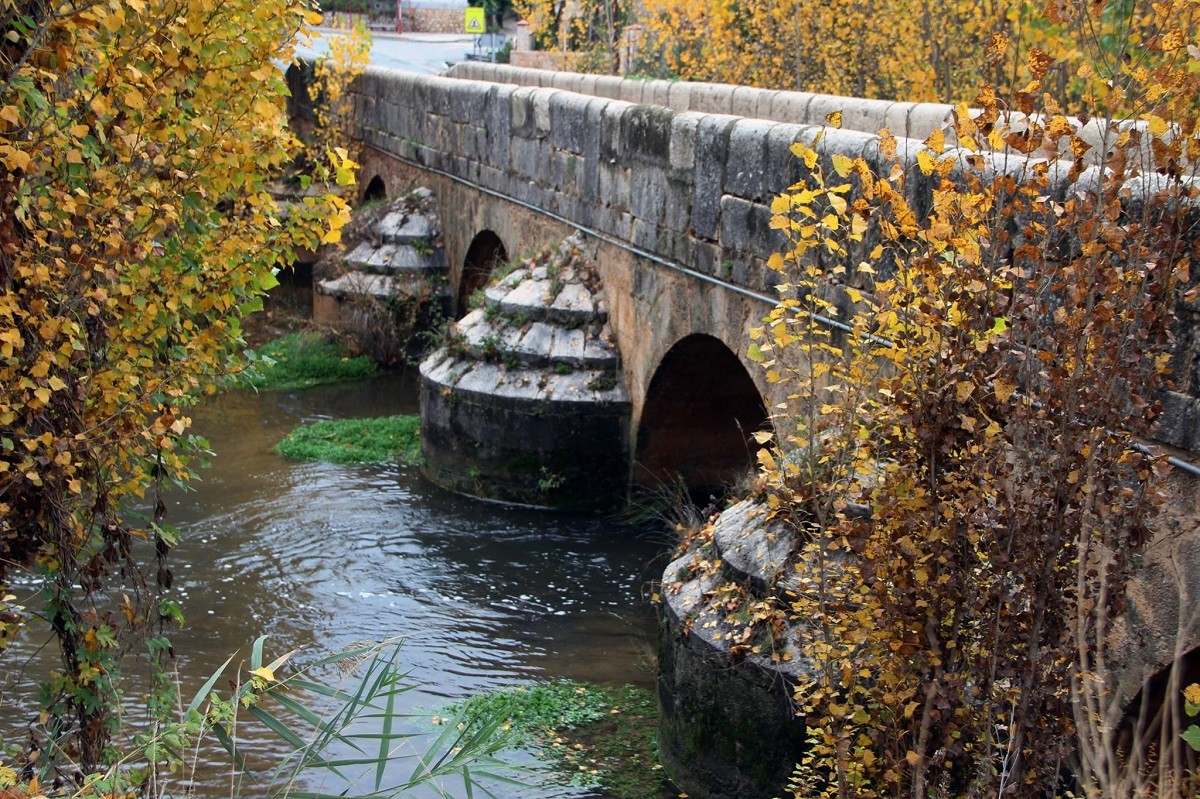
[351, 64, 940, 300]
[446, 62, 956, 142]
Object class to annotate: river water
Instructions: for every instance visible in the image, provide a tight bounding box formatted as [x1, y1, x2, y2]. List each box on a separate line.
[2, 370, 670, 796]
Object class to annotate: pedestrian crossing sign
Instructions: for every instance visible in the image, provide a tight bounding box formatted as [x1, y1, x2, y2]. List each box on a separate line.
[465, 7, 485, 34]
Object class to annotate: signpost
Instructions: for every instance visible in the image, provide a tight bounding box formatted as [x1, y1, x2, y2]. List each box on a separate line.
[464, 7, 486, 35]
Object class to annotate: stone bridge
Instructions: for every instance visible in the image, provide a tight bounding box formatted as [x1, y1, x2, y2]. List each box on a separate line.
[312, 61, 1200, 492]
[291, 60, 1200, 785]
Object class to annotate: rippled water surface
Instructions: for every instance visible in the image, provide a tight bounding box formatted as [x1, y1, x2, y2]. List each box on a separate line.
[4, 371, 670, 796]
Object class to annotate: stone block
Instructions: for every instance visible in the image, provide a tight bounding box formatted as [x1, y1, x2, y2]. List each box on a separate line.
[581, 97, 608, 198]
[754, 90, 781, 121]
[447, 81, 489, 124]
[550, 71, 579, 92]
[550, 91, 590, 153]
[905, 102, 954, 141]
[511, 136, 542, 180]
[632, 218, 659, 251]
[765, 123, 819, 196]
[725, 118, 779, 202]
[731, 86, 763, 119]
[552, 190, 582, 220]
[478, 165, 505, 192]
[882, 102, 916, 138]
[644, 80, 672, 108]
[510, 86, 536, 135]
[485, 83, 515, 168]
[549, 327, 588, 366]
[631, 166, 669, 226]
[593, 75, 623, 99]
[670, 112, 702, 175]
[841, 97, 894, 135]
[532, 88, 558, 137]
[552, 151, 582, 192]
[691, 114, 739, 240]
[720, 195, 782, 259]
[1156, 390, 1200, 452]
[667, 82, 694, 112]
[599, 162, 631, 211]
[769, 91, 813, 124]
[691, 240, 720, 277]
[804, 94, 855, 129]
[665, 177, 692, 233]
[619, 80, 645, 104]
[622, 104, 675, 167]
[600, 100, 634, 161]
[690, 82, 734, 115]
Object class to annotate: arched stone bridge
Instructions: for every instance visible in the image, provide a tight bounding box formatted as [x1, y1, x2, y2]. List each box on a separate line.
[291, 58, 1200, 728]
[314, 62, 1200, 490]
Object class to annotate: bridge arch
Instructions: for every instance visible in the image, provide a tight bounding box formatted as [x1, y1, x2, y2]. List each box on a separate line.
[634, 334, 771, 500]
[457, 230, 508, 317]
[362, 175, 387, 203]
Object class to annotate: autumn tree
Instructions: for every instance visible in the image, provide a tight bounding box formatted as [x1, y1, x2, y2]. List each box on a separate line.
[0, 0, 351, 775]
[750, 0, 1200, 796]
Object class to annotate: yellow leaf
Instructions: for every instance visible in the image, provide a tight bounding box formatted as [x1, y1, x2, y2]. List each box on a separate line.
[924, 127, 945, 154]
[0, 106, 19, 125]
[831, 154, 853, 178]
[826, 111, 843, 129]
[758, 448, 777, 471]
[906, 750, 920, 765]
[1144, 114, 1168, 137]
[994, 378, 1016, 403]
[251, 666, 276, 682]
[771, 195, 790, 214]
[917, 149, 936, 176]
[48, 376, 66, 391]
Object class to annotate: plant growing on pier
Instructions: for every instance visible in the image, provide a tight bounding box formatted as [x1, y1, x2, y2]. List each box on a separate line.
[0, 0, 354, 779]
[751, 0, 1200, 796]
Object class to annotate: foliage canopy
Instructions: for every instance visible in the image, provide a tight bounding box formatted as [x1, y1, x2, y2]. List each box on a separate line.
[0, 0, 353, 775]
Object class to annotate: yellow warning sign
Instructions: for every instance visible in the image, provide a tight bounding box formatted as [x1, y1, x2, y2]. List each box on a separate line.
[464, 7, 485, 34]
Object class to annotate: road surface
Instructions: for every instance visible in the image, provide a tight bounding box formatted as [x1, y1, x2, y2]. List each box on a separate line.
[298, 28, 506, 74]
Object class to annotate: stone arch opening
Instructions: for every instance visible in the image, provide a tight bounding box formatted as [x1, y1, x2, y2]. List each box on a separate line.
[457, 230, 508, 317]
[362, 175, 386, 203]
[634, 334, 770, 500]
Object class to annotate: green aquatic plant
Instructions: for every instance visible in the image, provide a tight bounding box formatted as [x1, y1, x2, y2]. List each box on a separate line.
[236, 331, 378, 391]
[276, 415, 421, 465]
[443, 679, 665, 799]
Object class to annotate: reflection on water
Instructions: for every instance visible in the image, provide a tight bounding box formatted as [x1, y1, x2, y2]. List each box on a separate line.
[2, 371, 671, 796]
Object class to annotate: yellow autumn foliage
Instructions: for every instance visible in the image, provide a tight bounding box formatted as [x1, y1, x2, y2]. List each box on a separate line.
[0, 0, 355, 770]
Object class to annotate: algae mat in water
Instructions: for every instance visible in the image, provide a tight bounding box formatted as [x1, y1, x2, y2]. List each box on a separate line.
[236, 331, 377, 391]
[276, 415, 421, 466]
[444, 679, 670, 799]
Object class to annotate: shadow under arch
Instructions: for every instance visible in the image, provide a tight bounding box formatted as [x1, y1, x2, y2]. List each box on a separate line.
[457, 230, 508, 318]
[362, 175, 386, 203]
[634, 334, 771, 502]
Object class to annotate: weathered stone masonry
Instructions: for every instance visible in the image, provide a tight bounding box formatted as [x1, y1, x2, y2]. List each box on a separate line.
[349, 64, 1200, 455]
